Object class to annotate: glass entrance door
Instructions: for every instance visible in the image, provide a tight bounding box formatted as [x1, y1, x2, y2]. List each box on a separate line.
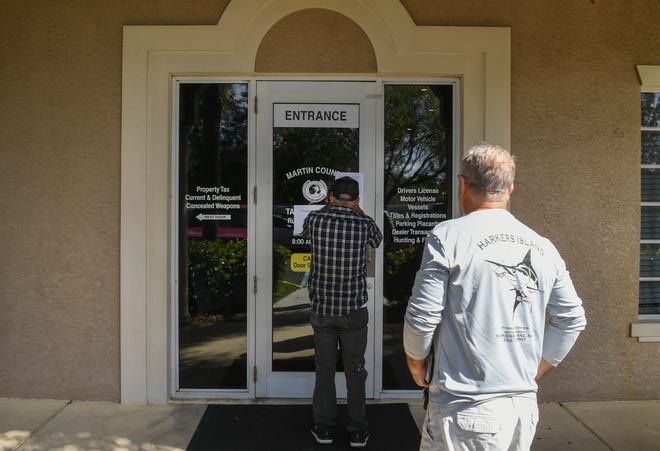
[255, 81, 377, 397]
[173, 78, 457, 399]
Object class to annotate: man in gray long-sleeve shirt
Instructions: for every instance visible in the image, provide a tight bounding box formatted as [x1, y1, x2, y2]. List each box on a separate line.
[403, 143, 586, 451]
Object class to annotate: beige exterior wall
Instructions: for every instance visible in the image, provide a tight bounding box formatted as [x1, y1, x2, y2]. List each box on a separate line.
[1, 0, 658, 402]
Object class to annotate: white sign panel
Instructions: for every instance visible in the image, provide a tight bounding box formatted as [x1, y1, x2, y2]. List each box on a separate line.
[274, 103, 359, 128]
[293, 204, 325, 235]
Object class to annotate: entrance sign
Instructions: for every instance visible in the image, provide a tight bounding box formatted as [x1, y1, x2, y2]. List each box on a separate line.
[274, 103, 359, 128]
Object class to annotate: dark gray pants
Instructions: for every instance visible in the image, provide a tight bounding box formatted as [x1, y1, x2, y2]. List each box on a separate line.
[311, 307, 369, 431]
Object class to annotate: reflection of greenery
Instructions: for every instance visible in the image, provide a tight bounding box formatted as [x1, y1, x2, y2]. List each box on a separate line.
[182, 84, 248, 198]
[640, 245, 660, 277]
[189, 240, 248, 316]
[384, 244, 424, 306]
[383, 85, 450, 206]
[642, 92, 660, 127]
[187, 241, 291, 315]
[382, 85, 451, 326]
[642, 93, 660, 165]
[640, 245, 660, 260]
[273, 244, 291, 289]
[179, 83, 249, 240]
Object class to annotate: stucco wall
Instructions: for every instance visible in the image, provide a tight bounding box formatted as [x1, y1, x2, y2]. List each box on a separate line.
[0, 0, 231, 401]
[1, 0, 658, 401]
[256, 9, 377, 73]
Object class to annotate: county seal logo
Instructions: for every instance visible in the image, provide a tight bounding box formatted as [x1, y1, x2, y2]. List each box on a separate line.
[302, 180, 327, 203]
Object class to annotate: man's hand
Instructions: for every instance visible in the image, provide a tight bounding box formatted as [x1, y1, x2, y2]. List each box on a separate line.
[406, 354, 429, 388]
[535, 358, 555, 381]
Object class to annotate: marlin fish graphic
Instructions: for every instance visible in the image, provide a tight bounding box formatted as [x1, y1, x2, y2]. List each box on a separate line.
[486, 249, 542, 315]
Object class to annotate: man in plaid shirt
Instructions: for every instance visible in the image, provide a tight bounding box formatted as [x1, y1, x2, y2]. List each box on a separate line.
[303, 176, 382, 448]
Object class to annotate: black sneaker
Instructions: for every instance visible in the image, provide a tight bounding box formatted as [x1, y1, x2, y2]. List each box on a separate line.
[349, 429, 369, 448]
[311, 425, 334, 445]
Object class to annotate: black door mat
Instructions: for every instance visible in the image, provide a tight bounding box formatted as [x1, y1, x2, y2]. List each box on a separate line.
[187, 403, 421, 451]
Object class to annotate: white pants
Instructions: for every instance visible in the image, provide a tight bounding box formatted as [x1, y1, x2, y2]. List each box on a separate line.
[419, 396, 539, 451]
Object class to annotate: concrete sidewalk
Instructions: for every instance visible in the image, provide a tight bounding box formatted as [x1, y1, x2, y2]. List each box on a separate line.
[1, 398, 659, 450]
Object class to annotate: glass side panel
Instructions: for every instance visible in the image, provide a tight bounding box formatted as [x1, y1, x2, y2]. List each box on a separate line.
[271, 103, 360, 372]
[177, 83, 248, 389]
[641, 168, 660, 202]
[641, 206, 660, 240]
[382, 84, 453, 390]
[639, 281, 660, 315]
[641, 92, 660, 128]
[640, 244, 660, 278]
[641, 131, 660, 165]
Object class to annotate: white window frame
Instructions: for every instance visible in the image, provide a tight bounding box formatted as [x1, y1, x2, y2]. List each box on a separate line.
[632, 65, 660, 342]
[171, 78, 255, 399]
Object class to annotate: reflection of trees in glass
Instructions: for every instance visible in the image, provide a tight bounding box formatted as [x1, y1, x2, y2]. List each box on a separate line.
[179, 83, 249, 319]
[642, 93, 660, 127]
[272, 244, 291, 293]
[181, 84, 249, 239]
[177, 83, 250, 390]
[382, 84, 453, 390]
[187, 240, 289, 315]
[183, 84, 248, 189]
[642, 93, 660, 165]
[188, 240, 248, 316]
[383, 85, 451, 206]
[273, 127, 359, 205]
[383, 244, 424, 308]
[640, 244, 660, 278]
[642, 131, 660, 165]
[383, 85, 452, 304]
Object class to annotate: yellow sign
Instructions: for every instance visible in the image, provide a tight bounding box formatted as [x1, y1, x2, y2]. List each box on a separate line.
[290, 253, 311, 272]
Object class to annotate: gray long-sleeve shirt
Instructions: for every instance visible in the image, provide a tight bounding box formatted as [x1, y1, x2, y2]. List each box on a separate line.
[403, 209, 586, 403]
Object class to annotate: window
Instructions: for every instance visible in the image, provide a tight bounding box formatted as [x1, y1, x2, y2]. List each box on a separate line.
[381, 83, 455, 389]
[176, 82, 249, 390]
[640, 90, 660, 317]
[632, 65, 660, 342]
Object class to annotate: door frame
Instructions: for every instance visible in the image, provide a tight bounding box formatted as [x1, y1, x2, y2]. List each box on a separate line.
[121, 2, 510, 404]
[170, 77, 257, 400]
[169, 76, 462, 400]
[253, 80, 381, 398]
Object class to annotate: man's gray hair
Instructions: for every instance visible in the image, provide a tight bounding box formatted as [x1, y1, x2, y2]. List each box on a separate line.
[460, 143, 516, 201]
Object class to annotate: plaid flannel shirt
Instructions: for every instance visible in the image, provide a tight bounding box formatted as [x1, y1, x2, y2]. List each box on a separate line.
[302, 205, 382, 316]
